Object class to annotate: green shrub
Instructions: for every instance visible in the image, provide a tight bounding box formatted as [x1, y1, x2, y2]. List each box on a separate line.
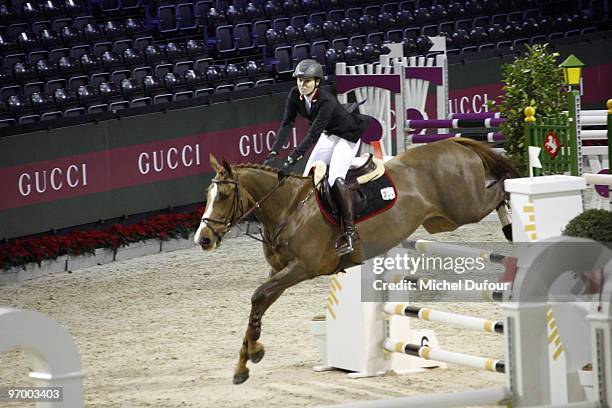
[562, 209, 612, 243]
[494, 44, 566, 175]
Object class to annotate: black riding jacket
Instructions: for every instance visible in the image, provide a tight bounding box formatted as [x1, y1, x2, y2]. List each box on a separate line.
[271, 87, 372, 162]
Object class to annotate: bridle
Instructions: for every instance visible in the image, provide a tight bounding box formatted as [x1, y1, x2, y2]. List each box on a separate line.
[200, 175, 285, 244]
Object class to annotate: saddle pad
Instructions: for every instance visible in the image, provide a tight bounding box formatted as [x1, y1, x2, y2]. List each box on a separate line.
[315, 171, 398, 226]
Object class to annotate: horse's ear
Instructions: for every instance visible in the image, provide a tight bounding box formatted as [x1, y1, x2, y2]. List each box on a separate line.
[221, 158, 233, 176]
[210, 154, 223, 172]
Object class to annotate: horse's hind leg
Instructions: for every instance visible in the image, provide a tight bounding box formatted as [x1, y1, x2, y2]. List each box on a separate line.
[496, 202, 512, 241]
[234, 262, 310, 384]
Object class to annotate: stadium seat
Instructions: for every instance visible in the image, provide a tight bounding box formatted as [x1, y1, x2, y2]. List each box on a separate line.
[158, 5, 178, 34]
[131, 96, 152, 107]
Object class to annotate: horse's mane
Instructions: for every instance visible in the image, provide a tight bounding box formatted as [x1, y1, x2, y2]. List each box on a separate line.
[233, 162, 310, 180]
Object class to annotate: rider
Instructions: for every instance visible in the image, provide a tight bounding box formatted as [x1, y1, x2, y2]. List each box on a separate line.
[264, 59, 372, 255]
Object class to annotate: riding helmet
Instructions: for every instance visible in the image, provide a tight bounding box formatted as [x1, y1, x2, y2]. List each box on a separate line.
[292, 59, 324, 79]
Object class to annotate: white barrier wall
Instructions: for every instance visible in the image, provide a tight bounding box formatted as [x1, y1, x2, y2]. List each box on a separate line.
[505, 175, 586, 242]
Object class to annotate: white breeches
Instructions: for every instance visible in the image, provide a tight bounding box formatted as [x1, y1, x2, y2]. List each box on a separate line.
[303, 133, 361, 186]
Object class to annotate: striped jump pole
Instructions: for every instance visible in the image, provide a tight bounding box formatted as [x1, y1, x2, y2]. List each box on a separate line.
[482, 289, 504, 302]
[406, 118, 506, 130]
[407, 132, 504, 144]
[402, 240, 507, 264]
[448, 112, 503, 119]
[383, 303, 504, 334]
[581, 115, 607, 126]
[581, 109, 609, 116]
[384, 339, 506, 373]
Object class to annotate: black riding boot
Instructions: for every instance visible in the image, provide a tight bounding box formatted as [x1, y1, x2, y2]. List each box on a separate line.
[331, 178, 360, 255]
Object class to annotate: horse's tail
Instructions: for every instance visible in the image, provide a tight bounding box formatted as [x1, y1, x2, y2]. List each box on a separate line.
[452, 138, 520, 182]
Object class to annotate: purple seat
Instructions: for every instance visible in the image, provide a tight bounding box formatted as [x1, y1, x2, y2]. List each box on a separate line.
[100, 0, 120, 13]
[76, 85, 101, 107]
[291, 14, 308, 29]
[284, 25, 303, 44]
[245, 2, 264, 20]
[309, 11, 326, 26]
[178, 3, 198, 31]
[163, 42, 187, 62]
[64, 0, 87, 17]
[122, 48, 144, 68]
[464, 0, 483, 17]
[42, 0, 64, 19]
[293, 43, 310, 62]
[120, 0, 140, 11]
[64, 107, 86, 116]
[21, 2, 43, 21]
[36, 59, 60, 79]
[125, 18, 147, 37]
[157, 5, 178, 34]
[67, 74, 87, 90]
[0, 4, 19, 25]
[143, 75, 165, 97]
[322, 20, 341, 39]
[274, 46, 293, 76]
[98, 81, 121, 102]
[311, 40, 329, 66]
[235, 23, 254, 51]
[144, 45, 163, 65]
[69, 16, 95, 30]
[52, 87, 77, 109]
[186, 39, 207, 59]
[253, 20, 271, 47]
[102, 21, 126, 40]
[215, 25, 235, 53]
[13, 61, 38, 83]
[131, 97, 152, 107]
[226, 5, 246, 24]
[16, 31, 40, 51]
[430, 4, 447, 22]
[83, 23, 105, 43]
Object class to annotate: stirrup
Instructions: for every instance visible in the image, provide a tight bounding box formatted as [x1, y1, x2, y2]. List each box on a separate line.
[335, 233, 355, 256]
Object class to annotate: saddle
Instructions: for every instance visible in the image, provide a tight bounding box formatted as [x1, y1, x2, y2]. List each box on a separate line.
[311, 154, 390, 218]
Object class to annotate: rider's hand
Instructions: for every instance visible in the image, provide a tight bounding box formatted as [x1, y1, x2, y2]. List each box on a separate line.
[278, 157, 295, 181]
[263, 151, 278, 166]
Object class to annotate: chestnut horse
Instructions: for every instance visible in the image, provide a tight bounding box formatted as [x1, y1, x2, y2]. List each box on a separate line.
[194, 138, 519, 384]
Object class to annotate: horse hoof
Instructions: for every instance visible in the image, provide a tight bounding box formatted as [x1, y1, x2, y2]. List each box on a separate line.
[250, 344, 265, 364]
[233, 370, 250, 385]
[502, 224, 513, 242]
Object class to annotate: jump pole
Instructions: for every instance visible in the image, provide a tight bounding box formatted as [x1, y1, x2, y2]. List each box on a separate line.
[384, 340, 506, 373]
[384, 303, 504, 334]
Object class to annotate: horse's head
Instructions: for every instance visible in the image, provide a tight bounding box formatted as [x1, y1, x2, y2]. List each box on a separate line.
[194, 154, 245, 251]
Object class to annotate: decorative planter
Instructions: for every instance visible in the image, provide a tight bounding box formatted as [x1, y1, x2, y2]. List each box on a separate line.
[161, 233, 196, 252]
[114, 239, 161, 262]
[66, 248, 115, 271]
[0, 255, 68, 283]
[578, 368, 594, 400]
[310, 315, 327, 365]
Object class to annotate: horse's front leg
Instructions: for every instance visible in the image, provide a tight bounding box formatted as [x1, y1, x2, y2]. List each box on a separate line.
[233, 261, 309, 384]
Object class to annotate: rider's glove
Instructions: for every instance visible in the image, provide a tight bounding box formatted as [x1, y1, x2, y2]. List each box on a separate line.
[263, 151, 278, 166]
[278, 157, 295, 181]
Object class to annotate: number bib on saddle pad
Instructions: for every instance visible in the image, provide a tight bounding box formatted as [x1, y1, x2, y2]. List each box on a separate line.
[315, 171, 398, 225]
